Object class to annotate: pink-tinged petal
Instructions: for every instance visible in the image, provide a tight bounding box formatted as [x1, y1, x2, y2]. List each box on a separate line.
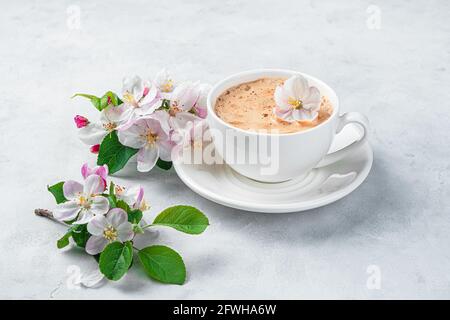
[106, 208, 127, 228]
[81, 163, 90, 179]
[116, 106, 135, 125]
[134, 187, 144, 209]
[83, 175, 105, 195]
[78, 123, 106, 145]
[172, 82, 199, 112]
[102, 104, 126, 124]
[95, 165, 108, 182]
[63, 180, 83, 200]
[117, 223, 134, 242]
[158, 139, 175, 162]
[285, 75, 308, 98]
[137, 145, 159, 172]
[140, 84, 158, 105]
[297, 109, 318, 122]
[90, 144, 100, 154]
[117, 121, 147, 149]
[195, 83, 211, 109]
[53, 201, 80, 221]
[169, 112, 197, 131]
[74, 210, 94, 224]
[274, 107, 293, 120]
[302, 86, 321, 110]
[274, 86, 290, 110]
[143, 117, 169, 141]
[151, 110, 171, 134]
[90, 196, 110, 215]
[193, 106, 207, 118]
[74, 115, 89, 128]
[123, 76, 145, 101]
[87, 215, 109, 236]
[85, 236, 109, 255]
[119, 185, 141, 207]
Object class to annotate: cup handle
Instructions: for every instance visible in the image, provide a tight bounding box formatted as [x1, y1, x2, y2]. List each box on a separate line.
[315, 112, 369, 168]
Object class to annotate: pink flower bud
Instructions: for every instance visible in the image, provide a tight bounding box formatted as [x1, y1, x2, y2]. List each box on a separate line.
[90, 144, 100, 154]
[74, 115, 89, 128]
[143, 86, 150, 97]
[107, 96, 112, 105]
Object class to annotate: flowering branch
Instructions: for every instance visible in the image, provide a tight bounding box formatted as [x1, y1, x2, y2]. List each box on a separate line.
[41, 163, 209, 285]
[73, 68, 211, 174]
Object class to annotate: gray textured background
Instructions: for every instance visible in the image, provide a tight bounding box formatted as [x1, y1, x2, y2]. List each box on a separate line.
[1, 0, 449, 299]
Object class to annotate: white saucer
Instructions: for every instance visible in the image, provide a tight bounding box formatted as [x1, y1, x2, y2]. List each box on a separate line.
[174, 124, 373, 213]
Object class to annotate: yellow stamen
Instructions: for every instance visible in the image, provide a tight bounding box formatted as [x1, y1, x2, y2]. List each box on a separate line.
[123, 92, 138, 107]
[103, 122, 117, 132]
[78, 196, 91, 209]
[288, 97, 303, 109]
[145, 131, 158, 146]
[103, 226, 117, 241]
[161, 80, 174, 93]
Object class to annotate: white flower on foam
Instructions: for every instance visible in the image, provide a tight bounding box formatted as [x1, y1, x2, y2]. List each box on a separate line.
[274, 75, 321, 122]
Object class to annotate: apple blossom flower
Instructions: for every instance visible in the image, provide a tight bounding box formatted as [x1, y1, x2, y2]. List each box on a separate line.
[78, 105, 126, 145]
[170, 112, 209, 159]
[119, 76, 160, 123]
[191, 83, 211, 119]
[81, 163, 108, 188]
[168, 82, 200, 116]
[85, 208, 134, 255]
[118, 115, 174, 172]
[114, 184, 149, 211]
[74, 115, 89, 128]
[154, 68, 176, 97]
[90, 144, 100, 154]
[53, 175, 109, 224]
[274, 75, 321, 122]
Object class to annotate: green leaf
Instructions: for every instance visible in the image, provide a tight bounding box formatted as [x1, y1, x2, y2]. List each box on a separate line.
[115, 200, 130, 212]
[109, 181, 115, 196]
[47, 182, 67, 204]
[128, 209, 143, 224]
[115, 200, 142, 224]
[99, 241, 133, 281]
[72, 93, 102, 111]
[101, 91, 122, 107]
[71, 224, 90, 248]
[72, 91, 122, 111]
[153, 205, 209, 234]
[57, 231, 72, 249]
[156, 158, 173, 170]
[138, 245, 186, 285]
[97, 131, 139, 174]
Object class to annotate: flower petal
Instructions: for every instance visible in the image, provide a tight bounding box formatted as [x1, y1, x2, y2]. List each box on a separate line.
[78, 123, 106, 145]
[53, 201, 80, 222]
[117, 222, 134, 242]
[117, 121, 147, 149]
[90, 196, 110, 215]
[137, 145, 159, 172]
[83, 175, 105, 195]
[73, 209, 94, 224]
[274, 86, 290, 110]
[63, 180, 83, 200]
[85, 236, 109, 255]
[285, 75, 308, 98]
[302, 86, 321, 111]
[106, 208, 128, 228]
[297, 109, 318, 122]
[87, 214, 108, 236]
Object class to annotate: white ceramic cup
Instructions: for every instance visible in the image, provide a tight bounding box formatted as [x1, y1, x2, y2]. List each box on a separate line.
[206, 69, 369, 183]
